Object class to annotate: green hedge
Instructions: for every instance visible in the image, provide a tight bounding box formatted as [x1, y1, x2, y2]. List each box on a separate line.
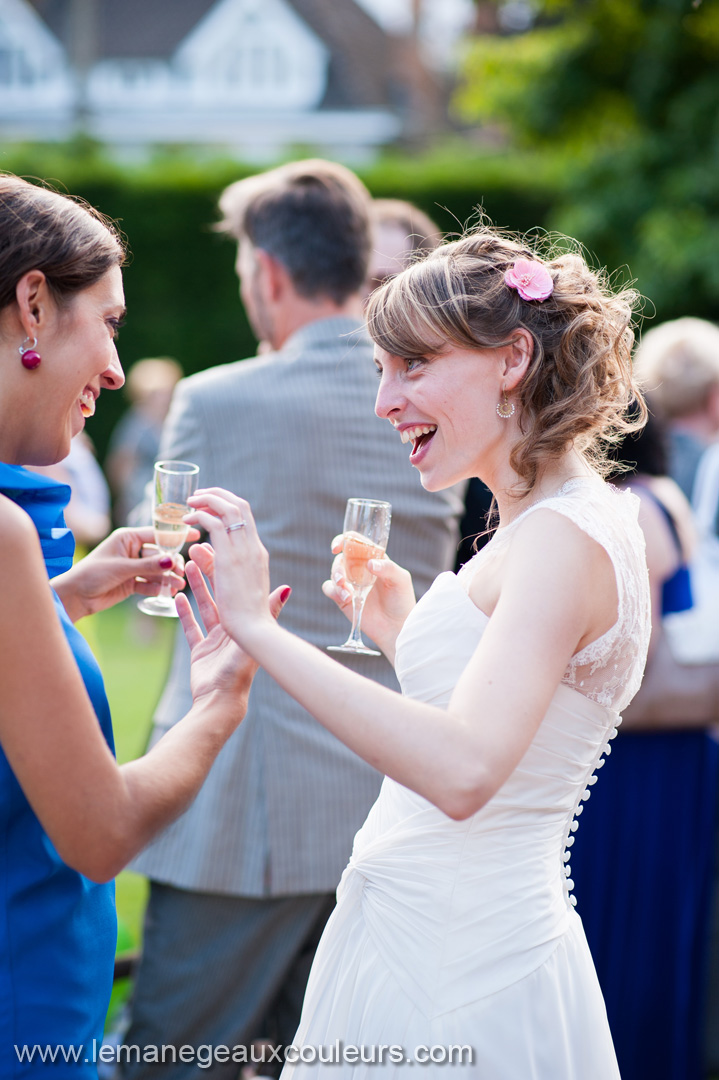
[2, 141, 561, 459]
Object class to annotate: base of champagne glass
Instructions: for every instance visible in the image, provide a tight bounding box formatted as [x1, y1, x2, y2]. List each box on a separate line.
[327, 642, 381, 657]
[137, 595, 179, 618]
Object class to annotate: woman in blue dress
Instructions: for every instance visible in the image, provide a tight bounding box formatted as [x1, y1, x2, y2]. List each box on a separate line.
[570, 413, 718, 1080]
[0, 175, 288, 1078]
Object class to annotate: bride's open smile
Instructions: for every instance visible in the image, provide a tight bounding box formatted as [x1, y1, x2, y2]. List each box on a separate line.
[374, 341, 528, 494]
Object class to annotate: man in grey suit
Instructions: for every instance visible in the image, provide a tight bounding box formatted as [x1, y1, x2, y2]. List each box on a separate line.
[123, 159, 464, 1077]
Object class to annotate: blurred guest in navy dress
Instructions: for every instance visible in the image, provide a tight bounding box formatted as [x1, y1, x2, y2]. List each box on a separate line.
[635, 318, 719, 1075]
[571, 409, 718, 1080]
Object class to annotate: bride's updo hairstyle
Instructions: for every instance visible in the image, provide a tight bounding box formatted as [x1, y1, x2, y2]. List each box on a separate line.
[366, 225, 645, 495]
[0, 175, 124, 315]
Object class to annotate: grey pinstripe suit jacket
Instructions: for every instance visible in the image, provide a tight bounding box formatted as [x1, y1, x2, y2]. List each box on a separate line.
[131, 317, 465, 897]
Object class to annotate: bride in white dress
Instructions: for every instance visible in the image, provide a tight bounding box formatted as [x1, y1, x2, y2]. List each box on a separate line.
[182, 228, 651, 1078]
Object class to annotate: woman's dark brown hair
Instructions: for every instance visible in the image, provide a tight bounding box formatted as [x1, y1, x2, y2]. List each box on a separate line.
[0, 175, 125, 313]
[367, 225, 646, 495]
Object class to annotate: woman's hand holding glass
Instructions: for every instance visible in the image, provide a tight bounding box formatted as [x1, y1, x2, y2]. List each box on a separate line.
[326, 498, 393, 656]
[51, 525, 200, 623]
[322, 538, 416, 664]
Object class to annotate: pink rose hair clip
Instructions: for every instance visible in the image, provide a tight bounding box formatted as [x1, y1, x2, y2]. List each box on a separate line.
[504, 258, 554, 302]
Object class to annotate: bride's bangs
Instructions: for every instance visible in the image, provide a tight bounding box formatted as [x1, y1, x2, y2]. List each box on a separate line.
[367, 257, 465, 360]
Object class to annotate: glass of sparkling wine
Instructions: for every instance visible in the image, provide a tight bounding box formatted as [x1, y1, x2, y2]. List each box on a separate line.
[327, 498, 392, 656]
[137, 460, 200, 618]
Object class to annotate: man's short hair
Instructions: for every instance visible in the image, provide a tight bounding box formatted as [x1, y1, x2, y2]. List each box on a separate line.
[218, 159, 372, 305]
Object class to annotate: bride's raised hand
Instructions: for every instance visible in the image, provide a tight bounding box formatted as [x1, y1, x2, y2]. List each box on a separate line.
[183, 487, 276, 650]
[322, 535, 416, 661]
[177, 544, 290, 711]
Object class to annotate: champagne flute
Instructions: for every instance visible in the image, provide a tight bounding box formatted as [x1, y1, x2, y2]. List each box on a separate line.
[138, 460, 200, 618]
[328, 498, 392, 656]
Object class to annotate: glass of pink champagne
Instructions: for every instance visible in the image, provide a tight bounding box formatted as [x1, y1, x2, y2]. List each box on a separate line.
[327, 497, 392, 656]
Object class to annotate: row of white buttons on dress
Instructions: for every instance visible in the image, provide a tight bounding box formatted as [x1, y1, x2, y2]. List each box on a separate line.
[561, 720, 622, 907]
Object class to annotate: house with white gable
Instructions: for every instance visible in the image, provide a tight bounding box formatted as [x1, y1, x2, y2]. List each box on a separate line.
[0, 0, 449, 159]
[0, 0, 72, 121]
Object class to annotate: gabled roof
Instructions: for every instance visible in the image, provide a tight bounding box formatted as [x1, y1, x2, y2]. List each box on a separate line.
[23, 0, 440, 119]
[26, 0, 219, 60]
[289, 0, 392, 109]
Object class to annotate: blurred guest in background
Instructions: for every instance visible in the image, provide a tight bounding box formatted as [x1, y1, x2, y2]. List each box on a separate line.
[105, 357, 182, 526]
[364, 197, 442, 295]
[29, 431, 111, 549]
[122, 160, 464, 1078]
[570, 409, 718, 1080]
[634, 317, 719, 1075]
[634, 317, 719, 512]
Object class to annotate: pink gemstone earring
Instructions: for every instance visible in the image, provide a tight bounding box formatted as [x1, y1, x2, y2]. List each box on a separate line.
[19, 336, 41, 370]
[496, 391, 515, 419]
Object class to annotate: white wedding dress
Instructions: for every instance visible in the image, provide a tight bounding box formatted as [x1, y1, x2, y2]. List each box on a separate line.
[282, 477, 650, 1078]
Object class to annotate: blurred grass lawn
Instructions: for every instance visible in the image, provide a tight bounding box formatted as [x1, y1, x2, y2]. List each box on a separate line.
[79, 599, 176, 952]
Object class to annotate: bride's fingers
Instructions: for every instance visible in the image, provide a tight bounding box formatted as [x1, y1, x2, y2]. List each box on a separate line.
[187, 490, 254, 527]
[189, 542, 215, 560]
[176, 591, 203, 649]
[188, 542, 216, 589]
[322, 578, 351, 607]
[184, 509, 234, 546]
[330, 552, 346, 579]
[330, 534, 345, 554]
[192, 486, 246, 505]
[186, 493, 259, 545]
[186, 561, 220, 631]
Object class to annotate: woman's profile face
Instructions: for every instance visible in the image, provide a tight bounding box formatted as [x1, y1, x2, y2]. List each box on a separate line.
[24, 265, 126, 466]
[373, 343, 507, 491]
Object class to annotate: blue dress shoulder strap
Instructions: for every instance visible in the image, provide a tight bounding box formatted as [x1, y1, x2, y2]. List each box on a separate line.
[631, 480, 693, 615]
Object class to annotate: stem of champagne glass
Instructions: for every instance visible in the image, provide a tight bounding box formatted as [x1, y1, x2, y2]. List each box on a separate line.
[158, 572, 173, 602]
[348, 589, 368, 647]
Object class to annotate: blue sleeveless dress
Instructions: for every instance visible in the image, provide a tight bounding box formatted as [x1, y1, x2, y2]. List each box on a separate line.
[0, 463, 116, 1077]
[571, 488, 718, 1080]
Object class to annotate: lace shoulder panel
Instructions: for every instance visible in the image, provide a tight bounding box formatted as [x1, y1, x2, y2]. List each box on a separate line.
[459, 478, 651, 711]
[520, 479, 650, 710]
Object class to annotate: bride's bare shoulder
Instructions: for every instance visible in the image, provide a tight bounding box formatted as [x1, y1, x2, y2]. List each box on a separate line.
[507, 505, 615, 586]
[466, 505, 607, 619]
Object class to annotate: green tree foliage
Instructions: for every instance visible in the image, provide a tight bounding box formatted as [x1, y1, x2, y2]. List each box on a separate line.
[456, 0, 719, 322]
